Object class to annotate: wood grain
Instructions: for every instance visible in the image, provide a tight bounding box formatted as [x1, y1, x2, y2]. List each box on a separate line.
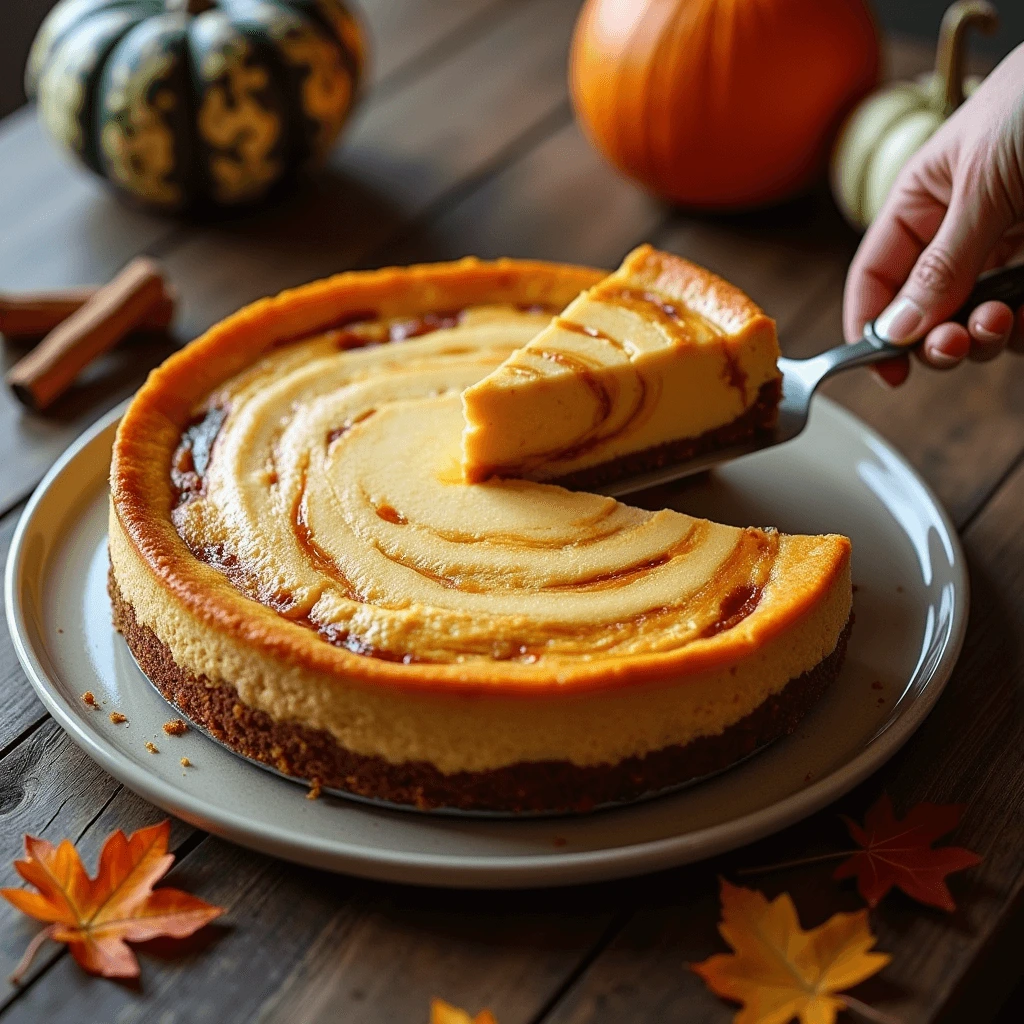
[0, 507, 42, 756]
[0, 107, 181, 515]
[2, 855, 620, 1024]
[385, 116, 660, 267]
[157, 0, 586, 340]
[366, 0, 516, 88]
[1, 837, 342, 1024]
[0, 723, 127, 999]
[0, 20, 1022, 1024]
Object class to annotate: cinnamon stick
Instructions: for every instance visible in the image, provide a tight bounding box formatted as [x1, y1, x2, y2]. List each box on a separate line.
[6, 257, 173, 411]
[0, 287, 174, 340]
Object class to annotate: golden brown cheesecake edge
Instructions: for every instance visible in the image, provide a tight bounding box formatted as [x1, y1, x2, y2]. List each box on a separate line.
[111, 568, 851, 814]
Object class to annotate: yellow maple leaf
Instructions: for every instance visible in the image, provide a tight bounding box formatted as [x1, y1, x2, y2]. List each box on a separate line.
[691, 880, 891, 1024]
[430, 997, 498, 1024]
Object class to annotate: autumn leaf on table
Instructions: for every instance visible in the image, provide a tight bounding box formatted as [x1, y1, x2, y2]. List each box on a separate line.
[430, 998, 499, 1024]
[834, 793, 982, 911]
[691, 880, 890, 1024]
[1, 820, 223, 982]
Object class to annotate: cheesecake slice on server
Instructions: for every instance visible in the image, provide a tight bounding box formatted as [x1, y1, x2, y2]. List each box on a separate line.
[461, 245, 782, 486]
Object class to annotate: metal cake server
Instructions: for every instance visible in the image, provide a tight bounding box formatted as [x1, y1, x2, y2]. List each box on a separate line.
[599, 262, 1024, 498]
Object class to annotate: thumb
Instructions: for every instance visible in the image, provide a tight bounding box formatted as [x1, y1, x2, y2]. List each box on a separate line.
[873, 192, 1012, 344]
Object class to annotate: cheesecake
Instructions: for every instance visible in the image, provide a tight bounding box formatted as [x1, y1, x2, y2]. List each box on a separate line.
[109, 254, 851, 814]
[461, 245, 781, 486]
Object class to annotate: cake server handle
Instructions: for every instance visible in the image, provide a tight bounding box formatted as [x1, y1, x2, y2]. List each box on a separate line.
[795, 262, 1024, 390]
[598, 264, 1024, 495]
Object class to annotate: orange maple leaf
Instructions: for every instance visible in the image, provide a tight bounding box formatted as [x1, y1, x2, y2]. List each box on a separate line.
[834, 793, 982, 911]
[430, 997, 499, 1024]
[691, 880, 891, 1024]
[1, 820, 223, 982]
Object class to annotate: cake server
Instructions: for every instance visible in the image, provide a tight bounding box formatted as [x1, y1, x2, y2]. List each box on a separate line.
[598, 262, 1024, 498]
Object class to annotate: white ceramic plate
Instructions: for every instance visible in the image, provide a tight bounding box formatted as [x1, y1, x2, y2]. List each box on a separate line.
[5, 397, 967, 888]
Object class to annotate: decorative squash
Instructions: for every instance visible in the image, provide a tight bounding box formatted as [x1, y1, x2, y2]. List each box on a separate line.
[569, 0, 880, 209]
[831, 1, 998, 231]
[26, 0, 367, 212]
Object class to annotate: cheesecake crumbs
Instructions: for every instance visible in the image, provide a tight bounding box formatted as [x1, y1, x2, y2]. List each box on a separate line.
[145, 742, 159, 754]
[180, 757, 192, 768]
[109, 711, 127, 725]
[163, 718, 188, 736]
[307, 777, 323, 801]
[82, 691, 99, 709]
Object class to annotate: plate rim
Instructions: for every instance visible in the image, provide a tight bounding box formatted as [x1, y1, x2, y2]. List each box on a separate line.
[4, 398, 970, 888]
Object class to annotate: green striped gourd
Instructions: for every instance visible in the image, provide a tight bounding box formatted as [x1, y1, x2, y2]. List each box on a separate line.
[27, 0, 367, 212]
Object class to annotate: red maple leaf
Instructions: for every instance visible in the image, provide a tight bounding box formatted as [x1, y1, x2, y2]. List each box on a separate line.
[833, 793, 982, 911]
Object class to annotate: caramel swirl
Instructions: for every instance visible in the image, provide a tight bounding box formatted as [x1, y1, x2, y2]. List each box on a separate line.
[170, 305, 777, 664]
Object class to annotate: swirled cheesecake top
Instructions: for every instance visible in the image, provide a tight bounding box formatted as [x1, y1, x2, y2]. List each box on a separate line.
[168, 302, 793, 666]
[109, 255, 848, 695]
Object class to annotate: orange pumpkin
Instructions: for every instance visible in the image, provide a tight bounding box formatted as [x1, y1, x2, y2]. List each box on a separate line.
[570, 0, 880, 209]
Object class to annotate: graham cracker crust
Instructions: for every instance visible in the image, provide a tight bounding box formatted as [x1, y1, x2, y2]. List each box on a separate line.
[110, 570, 849, 815]
[552, 377, 781, 491]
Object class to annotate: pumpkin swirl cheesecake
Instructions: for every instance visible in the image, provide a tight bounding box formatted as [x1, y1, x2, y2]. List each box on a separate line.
[109, 249, 852, 813]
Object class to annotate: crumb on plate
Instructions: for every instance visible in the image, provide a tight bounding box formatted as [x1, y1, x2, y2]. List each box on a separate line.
[163, 718, 188, 736]
[109, 711, 127, 725]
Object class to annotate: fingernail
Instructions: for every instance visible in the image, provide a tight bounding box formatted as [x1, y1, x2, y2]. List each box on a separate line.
[874, 297, 925, 343]
[972, 323, 1006, 344]
[926, 345, 961, 369]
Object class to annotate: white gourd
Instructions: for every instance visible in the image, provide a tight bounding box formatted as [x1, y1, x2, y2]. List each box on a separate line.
[831, 0, 997, 230]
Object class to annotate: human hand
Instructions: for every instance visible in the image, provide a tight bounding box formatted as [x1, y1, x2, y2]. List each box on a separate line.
[843, 42, 1024, 385]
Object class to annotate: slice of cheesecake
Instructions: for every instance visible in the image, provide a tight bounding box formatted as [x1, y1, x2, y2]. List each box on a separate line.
[461, 245, 782, 485]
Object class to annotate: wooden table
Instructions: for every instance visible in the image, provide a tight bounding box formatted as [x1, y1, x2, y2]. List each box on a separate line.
[2, 4, 1022, 1021]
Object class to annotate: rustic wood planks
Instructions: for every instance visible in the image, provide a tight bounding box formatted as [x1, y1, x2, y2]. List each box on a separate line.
[0, 8, 1021, 1021]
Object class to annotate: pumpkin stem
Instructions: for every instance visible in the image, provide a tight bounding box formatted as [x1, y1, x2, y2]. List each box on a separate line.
[935, 1, 998, 115]
[164, 0, 216, 16]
